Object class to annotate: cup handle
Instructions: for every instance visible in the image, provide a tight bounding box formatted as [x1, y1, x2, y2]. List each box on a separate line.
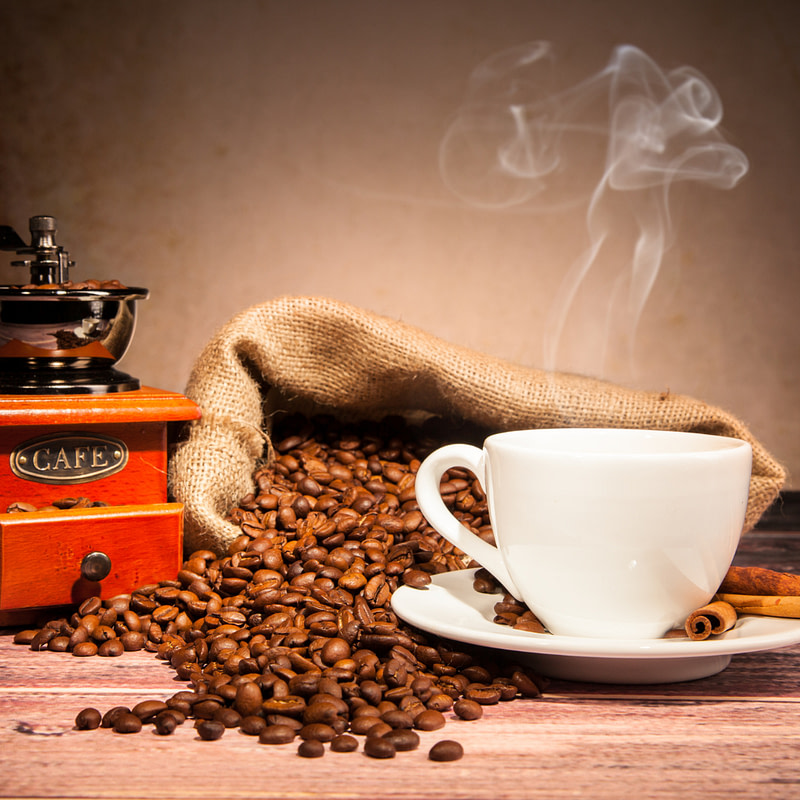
[415, 443, 523, 599]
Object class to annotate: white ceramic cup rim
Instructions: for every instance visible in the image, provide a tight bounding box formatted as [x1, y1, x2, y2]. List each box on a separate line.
[483, 427, 751, 458]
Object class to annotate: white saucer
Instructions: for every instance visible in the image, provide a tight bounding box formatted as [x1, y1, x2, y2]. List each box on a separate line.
[391, 569, 800, 684]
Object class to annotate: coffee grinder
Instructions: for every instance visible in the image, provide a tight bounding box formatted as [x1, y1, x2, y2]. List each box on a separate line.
[0, 215, 200, 624]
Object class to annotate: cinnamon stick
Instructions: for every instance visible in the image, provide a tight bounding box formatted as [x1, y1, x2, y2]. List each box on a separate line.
[684, 600, 738, 640]
[719, 566, 800, 596]
[717, 593, 800, 618]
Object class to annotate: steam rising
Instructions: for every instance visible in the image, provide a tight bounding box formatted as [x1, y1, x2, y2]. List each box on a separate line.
[440, 43, 748, 377]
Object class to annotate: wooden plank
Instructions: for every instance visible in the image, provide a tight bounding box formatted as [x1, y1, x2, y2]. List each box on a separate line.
[0, 503, 184, 614]
[2, 684, 800, 799]
[1, 531, 799, 799]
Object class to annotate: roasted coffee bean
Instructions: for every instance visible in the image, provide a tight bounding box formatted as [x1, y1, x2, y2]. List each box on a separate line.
[303, 701, 343, 726]
[349, 716, 383, 735]
[47, 635, 71, 652]
[259, 724, 297, 744]
[426, 693, 454, 712]
[382, 728, 420, 751]
[240, 716, 267, 736]
[154, 713, 178, 735]
[381, 709, 414, 729]
[98, 639, 124, 657]
[100, 706, 130, 728]
[297, 739, 325, 758]
[214, 707, 242, 728]
[74, 708, 102, 730]
[196, 719, 225, 740]
[262, 696, 306, 717]
[414, 709, 446, 731]
[72, 641, 98, 657]
[13, 629, 39, 645]
[510, 669, 543, 698]
[234, 681, 263, 717]
[364, 736, 396, 759]
[113, 712, 143, 734]
[29, 628, 57, 651]
[78, 596, 102, 616]
[453, 698, 483, 720]
[300, 723, 337, 742]
[364, 720, 392, 738]
[429, 739, 464, 762]
[402, 569, 431, 588]
[464, 685, 502, 705]
[132, 700, 168, 722]
[330, 733, 359, 752]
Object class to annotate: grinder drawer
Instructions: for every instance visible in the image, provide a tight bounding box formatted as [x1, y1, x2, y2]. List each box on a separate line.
[0, 502, 183, 613]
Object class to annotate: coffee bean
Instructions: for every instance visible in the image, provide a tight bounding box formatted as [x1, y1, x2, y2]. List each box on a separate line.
[132, 700, 168, 722]
[234, 681, 263, 717]
[238, 716, 266, 736]
[511, 669, 543, 698]
[320, 637, 351, 665]
[154, 713, 178, 735]
[381, 709, 414, 729]
[101, 706, 130, 728]
[196, 720, 225, 740]
[113, 712, 143, 734]
[78, 596, 102, 616]
[297, 739, 325, 758]
[402, 569, 431, 588]
[330, 734, 359, 752]
[98, 639, 124, 657]
[350, 716, 383, 735]
[118, 631, 145, 651]
[303, 701, 342, 726]
[453, 698, 483, 720]
[214, 707, 242, 728]
[426, 693, 454, 712]
[160, 709, 186, 726]
[12, 629, 39, 645]
[429, 739, 464, 762]
[72, 641, 98, 657]
[364, 736, 396, 759]
[47, 635, 71, 652]
[364, 720, 392, 738]
[415, 709, 446, 731]
[464, 686, 502, 705]
[259, 724, 297, 744]
[29, 628, 57, 651]
[74, 708, 101, 730]
[300, 723, 337, 742]
[382, 729, 420, 751]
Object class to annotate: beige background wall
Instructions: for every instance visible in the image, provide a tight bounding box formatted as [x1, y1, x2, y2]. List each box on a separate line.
[1, 0, 798, 487]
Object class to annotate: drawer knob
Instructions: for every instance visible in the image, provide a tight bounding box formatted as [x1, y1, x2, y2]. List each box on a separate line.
[80, 551, 112, 582]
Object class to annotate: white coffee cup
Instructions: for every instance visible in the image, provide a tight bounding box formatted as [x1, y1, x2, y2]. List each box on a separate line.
[415, 428, 752, 640]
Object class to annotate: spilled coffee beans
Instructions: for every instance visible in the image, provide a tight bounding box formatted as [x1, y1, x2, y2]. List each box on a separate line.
[21, 414, 547, 760]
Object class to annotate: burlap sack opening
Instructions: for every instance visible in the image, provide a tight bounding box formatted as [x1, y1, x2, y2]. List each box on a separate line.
[169, 295, 786, 556]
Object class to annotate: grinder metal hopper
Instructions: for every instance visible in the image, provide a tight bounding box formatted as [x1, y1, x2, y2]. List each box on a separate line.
[0, 215, 148, 394]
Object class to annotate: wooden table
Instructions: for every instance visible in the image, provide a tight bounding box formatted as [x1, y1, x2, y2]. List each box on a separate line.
[2, 529, 800, 800]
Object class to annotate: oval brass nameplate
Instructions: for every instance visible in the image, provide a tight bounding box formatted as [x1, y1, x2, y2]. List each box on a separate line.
[10, 432, 129, 485]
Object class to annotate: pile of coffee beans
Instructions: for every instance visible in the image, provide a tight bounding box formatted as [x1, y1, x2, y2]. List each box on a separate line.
[13, 413, 546, 760]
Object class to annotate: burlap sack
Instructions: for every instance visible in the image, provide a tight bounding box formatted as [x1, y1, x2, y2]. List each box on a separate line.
[170, 295, 786, 555]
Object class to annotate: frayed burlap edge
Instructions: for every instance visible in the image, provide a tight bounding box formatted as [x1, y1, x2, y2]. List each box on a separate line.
[170, 295, 786, 555]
